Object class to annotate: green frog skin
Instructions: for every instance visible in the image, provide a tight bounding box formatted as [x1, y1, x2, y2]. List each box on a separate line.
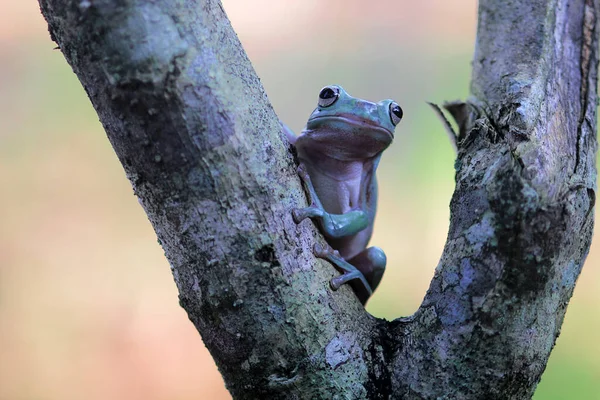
[284, 85, 402, 304]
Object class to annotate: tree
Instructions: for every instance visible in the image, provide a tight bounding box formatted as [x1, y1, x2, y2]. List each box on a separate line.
[38, 0, 597, 398]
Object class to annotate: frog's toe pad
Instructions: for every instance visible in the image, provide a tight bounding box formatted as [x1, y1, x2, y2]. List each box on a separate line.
[291, 208, 303, 223]
[313, 243, 334, 258]
[330, 276, 343, 290]
[313, 243, 325, 257]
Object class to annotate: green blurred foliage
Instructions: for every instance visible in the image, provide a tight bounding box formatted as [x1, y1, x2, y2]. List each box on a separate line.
[0, 1, 598, 399]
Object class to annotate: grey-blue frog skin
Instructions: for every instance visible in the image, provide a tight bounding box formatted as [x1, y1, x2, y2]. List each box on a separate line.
[284, 85, 403, 304]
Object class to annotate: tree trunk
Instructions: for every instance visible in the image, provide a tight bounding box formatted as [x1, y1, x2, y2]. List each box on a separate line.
[38, 0, 597, 399]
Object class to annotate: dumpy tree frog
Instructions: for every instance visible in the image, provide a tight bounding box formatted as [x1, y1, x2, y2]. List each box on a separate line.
[284, 85, 402, 304]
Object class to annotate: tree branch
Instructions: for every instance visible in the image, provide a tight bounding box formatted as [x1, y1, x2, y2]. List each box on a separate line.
[399, 0, 598, 397]
[39, 0, 597, 399]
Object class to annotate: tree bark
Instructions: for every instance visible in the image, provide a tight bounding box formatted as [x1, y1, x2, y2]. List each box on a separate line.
[38, 0, 597, 399]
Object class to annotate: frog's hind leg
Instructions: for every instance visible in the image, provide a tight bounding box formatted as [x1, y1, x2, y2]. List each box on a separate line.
[347, 246, 386, 293]
[313, 244, 373, 304]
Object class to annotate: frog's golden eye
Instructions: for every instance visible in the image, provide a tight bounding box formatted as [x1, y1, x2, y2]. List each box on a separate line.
[318, 86, 340, 107]
[389, 102, 403, 126]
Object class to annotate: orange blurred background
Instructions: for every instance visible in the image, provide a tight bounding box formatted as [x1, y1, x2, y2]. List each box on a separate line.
[0, 1, 597, 399]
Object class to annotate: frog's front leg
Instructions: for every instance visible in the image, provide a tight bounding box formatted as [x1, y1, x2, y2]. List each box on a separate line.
[292, 164, 369, 238]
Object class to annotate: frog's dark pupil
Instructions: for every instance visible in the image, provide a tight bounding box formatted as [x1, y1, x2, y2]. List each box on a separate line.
[320, 88, 336, 99]
[392, 105, 403, 119]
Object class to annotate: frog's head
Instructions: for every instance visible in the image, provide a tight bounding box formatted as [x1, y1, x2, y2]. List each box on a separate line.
[302, 85, 402, 159]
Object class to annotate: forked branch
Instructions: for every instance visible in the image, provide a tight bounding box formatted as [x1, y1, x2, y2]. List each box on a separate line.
[39, 0, 597, 398]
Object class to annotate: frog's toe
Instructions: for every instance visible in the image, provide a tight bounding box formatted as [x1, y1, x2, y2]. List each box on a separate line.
[292, 207, 311, 223]
[330, 276, 343, 290]
[330, 273, 360, 290]
[292, 208, 304, 223]
[313, 243, 328, 258]
[297, 164, 310, 180]
[292, 206, 323, 223]
[330, 271, 372, 297]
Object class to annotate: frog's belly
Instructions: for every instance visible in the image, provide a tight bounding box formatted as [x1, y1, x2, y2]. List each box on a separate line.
[305, 163, 373, 259]
[307, 164, 362, 214]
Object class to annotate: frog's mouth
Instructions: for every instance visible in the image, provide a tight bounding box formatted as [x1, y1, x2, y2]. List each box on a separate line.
[307, 114, 394, 140]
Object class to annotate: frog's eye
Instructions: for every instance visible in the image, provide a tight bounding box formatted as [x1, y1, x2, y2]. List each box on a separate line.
[389, 102, 403, 126]
[318, 86, 340, 107]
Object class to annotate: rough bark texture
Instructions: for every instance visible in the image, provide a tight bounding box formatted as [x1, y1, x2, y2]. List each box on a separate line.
[38, 0, 597, 399]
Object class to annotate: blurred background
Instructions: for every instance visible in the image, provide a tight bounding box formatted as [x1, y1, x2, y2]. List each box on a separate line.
[0, 1, 598, 399]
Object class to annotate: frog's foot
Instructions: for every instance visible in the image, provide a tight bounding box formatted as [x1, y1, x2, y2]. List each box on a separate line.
[313, 244, 372, 304]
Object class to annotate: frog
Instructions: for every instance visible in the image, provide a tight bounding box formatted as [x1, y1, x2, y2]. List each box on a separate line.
[284, 85, 402, 304]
